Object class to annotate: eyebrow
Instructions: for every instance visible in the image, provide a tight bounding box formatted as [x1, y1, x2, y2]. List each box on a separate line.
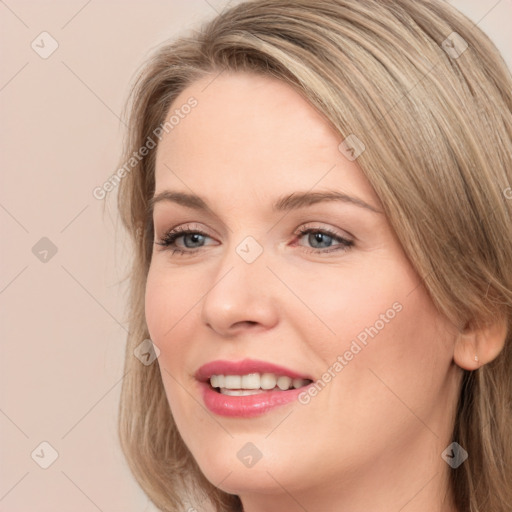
[148, 190, 382, 215]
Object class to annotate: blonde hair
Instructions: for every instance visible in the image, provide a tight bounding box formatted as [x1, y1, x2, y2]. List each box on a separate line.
[116, 1, 512, 510]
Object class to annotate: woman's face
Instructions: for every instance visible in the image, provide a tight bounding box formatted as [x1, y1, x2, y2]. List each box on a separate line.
[146, 72, 461, 509]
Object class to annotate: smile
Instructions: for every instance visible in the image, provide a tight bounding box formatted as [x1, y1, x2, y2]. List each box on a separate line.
[196, 359, 315, 417]
[210, 373, 312, 395]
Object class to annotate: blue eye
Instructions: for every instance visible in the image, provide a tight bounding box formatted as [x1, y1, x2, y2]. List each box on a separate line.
[295, 227, 353, 253]
[155, 224, 353, 256]
[155, 226, 213, 256]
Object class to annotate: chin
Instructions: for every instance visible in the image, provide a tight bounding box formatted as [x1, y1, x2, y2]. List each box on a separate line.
[189, 439, 303, 495]
[203, 464, 293, 496]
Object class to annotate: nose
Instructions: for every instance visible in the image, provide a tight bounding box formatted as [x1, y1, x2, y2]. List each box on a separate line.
[200, 243, 280, 337]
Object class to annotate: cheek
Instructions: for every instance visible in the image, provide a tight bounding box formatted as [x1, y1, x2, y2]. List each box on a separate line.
[304, 256, 452, 424]
[319, 278, 452, 443]
[289, 259, 408, 359]
[144, 265, 203, 412]
[144, 265, 195, 343]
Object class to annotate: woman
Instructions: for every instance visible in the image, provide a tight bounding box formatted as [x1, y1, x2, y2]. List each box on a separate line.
[116, 1, 512, 510]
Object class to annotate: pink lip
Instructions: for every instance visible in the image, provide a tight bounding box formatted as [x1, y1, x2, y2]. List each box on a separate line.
[195, 358, 314, 418]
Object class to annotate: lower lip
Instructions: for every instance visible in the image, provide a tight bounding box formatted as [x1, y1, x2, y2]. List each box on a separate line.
[199, 381, 309, 417]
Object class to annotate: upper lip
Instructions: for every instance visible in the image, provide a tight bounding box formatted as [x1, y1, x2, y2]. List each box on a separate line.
[195, 358, 314, 382]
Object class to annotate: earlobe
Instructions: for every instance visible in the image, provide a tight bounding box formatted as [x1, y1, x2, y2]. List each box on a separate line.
[453, 316, 508, 370]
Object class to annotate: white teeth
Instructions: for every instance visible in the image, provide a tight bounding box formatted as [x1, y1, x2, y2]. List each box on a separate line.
[220, 389, 263, 396]
[210, 375, 227, 388]
[277, 376, 292, 390]
[292, 378, 305, 388]
[210, 373, 311, 392]
[224, 375, 241, 389]
[241, 373, 260, 389]
[260, 373, 277, 390]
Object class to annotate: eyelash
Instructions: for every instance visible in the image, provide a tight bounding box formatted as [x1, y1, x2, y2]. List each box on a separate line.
[154, 223, 354, 256]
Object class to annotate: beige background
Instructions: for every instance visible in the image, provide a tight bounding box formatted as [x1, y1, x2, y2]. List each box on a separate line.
[1, 1, 510, 511]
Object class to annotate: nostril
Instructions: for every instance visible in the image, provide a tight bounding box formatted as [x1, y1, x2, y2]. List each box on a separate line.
[235, 321, 258, 328]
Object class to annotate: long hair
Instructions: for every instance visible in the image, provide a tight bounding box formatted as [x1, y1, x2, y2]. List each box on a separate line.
[116, 1, 512, 510]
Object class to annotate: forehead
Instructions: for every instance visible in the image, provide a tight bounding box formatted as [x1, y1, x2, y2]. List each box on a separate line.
[153, 71, 378, 208]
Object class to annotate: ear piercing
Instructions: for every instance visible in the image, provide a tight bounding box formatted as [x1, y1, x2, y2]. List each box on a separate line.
[474, 355, 479, 363]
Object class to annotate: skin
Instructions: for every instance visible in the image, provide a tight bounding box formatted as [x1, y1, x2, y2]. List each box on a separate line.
[145, 71, 468, 512]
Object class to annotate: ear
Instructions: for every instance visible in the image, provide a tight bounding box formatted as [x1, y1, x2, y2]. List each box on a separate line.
[453, 315, 508, 370]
